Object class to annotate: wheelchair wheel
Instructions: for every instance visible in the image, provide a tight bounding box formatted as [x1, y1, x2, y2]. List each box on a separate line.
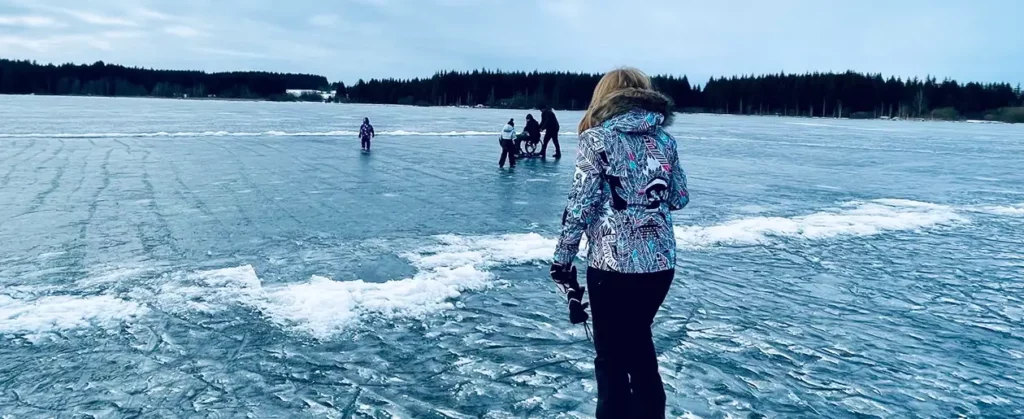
[524, 141, 538, 155]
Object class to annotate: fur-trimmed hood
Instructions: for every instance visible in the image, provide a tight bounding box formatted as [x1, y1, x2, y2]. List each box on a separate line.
[589, 88, 675, 130]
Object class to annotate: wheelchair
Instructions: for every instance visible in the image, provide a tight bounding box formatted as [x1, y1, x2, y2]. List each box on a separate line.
[516, 133, 542, 158]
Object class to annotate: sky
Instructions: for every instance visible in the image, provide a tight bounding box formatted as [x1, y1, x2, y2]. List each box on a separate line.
[0, 0, 1021, 86]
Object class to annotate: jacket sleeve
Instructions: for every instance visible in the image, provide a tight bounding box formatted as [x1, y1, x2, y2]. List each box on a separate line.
[553, 130, 607, 265]
[370, 125, 375, 137]
[665, 133, 689, 211]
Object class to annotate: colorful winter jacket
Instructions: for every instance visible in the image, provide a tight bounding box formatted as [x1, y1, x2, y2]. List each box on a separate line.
[553, 88, 689, 273]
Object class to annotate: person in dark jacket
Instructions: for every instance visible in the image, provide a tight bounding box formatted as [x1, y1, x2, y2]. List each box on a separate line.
[550, 68, 688, 419]
[539, 107, 561, 158]
[521, 113, 541, 154]
[359, 117, 375, 150]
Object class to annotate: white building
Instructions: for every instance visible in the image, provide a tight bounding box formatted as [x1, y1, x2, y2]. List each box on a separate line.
[285, 89, 334, 100]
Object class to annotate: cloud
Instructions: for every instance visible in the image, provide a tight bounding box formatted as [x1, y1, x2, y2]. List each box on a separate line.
[0, 15, 65, 28]
[353, 0, 391, 7]
[59, 9, 139, 26]
[308, 14, 339, 26]
[164, 25, 207, 38]
[0, 31, 144, 52]
[193, 47, 275, 60]
[132, 7, 172, 21]
[0, 0, 1019, 86]
[539, 0, 585, 23]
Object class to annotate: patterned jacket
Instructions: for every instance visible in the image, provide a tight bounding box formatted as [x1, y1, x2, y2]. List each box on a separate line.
[553, 88, 689, 273]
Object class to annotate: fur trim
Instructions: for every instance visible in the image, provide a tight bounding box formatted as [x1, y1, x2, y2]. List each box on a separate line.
[590, 88, 675, 127]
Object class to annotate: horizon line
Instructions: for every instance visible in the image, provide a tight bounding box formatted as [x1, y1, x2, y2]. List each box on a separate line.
[3, 57, 1020, 89]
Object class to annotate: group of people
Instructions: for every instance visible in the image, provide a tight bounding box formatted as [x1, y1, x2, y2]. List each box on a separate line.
[498, 107, 562, 168]
[357, 109, 562, 166]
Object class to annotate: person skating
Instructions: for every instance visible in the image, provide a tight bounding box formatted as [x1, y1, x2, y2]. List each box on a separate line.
[498, 118, 517, 168]
[540, 107, 561, 158]
[550, 68, 689, 419]
[359, 117, 375, 151]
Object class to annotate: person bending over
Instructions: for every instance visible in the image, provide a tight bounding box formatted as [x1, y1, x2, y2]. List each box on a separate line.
[498, 118, 517, 168]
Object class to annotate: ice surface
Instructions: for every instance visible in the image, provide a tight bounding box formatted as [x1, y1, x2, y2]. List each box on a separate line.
[1, 96, 1022, 417]
[0, 129, 509, 139]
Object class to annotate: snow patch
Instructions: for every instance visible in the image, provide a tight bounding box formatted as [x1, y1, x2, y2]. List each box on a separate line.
[674, 199, 965, 248]
[971, 203, 1024, 216]
[262, 266, 490, 339]
[0, 294, 148, 338]
[142, 265, 264, 314]
[405, 233, 556, 272]
[150, 234, 554, 339]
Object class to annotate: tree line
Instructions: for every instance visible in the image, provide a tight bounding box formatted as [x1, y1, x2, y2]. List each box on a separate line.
[2, 58, 1021, 122]
[340, 70, 1022, 122]
[0, 59, 326, 99]
[700, 72, 1022, 121]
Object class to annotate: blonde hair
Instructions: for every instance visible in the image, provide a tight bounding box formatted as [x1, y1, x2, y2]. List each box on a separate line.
[578, 67, 652, 133]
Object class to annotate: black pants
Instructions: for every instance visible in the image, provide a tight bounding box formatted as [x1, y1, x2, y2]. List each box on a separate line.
[587, 267, 674, 419]
[361, 136, 371, 150]
[542, 129, 561, 157]
[499, 139, 516, 167]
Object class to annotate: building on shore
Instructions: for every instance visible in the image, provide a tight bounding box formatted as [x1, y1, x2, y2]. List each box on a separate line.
[285, 89, 334, 101]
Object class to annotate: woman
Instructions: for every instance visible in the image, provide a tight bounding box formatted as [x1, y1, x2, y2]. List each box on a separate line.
[359, 117, 375, 151]
[498, 118, 517, 168]
[550, 68, 689, 418]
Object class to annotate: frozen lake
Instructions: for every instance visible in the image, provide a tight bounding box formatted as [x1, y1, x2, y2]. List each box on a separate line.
[1, 96, 1022, 418]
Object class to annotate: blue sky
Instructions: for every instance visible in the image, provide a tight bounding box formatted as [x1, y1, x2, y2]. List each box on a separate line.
[0, 0, 1021, 86]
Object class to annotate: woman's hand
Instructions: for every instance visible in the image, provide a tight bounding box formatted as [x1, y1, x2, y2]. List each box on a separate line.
[550, 262, 575, 288]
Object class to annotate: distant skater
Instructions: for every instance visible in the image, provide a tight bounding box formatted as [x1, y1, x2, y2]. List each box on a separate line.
[540, 107, 561, 158]
[359, 117, 375, 151]
[550, 68, 689, 419]
[499, 118, 517, 168]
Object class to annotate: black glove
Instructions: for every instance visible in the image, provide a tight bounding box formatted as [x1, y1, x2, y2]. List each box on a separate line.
[566, 286, 590, 325]
[550, 263, 589, 325]
[550, 262, 578, 292]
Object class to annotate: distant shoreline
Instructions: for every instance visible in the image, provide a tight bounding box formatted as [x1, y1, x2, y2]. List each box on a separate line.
[1, 93, 268, 102]
[4, 58, 1021, 123]
[3, 93, 1017, 124]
